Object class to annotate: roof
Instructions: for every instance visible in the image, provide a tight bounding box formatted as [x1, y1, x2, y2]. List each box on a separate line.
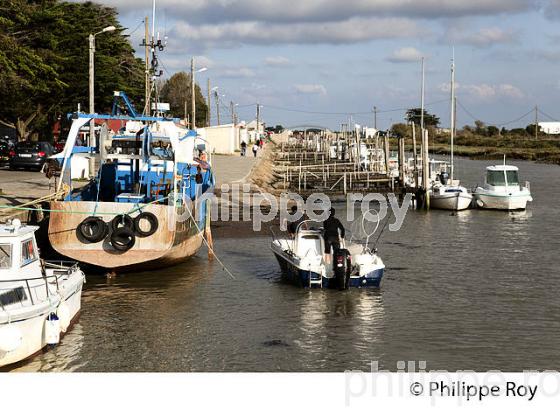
[486, 165, 519, 171]
[0, 223, 38, 238]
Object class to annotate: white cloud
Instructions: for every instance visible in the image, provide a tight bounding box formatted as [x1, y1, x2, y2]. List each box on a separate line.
[294, 84, 327, 96]
[439, 82, 524, 99]
[446, 27, 518, 48]
[220, 67, 256, 78]
[386, 47, 425, 63]
[264, 56, 292, 67]
[171, 17, 427, 50]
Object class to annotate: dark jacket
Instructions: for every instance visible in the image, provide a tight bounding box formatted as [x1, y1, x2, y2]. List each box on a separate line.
[323, 216, 345, 239]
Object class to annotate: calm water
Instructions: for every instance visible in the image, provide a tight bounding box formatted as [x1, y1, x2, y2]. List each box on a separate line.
[14, 157, 560, 372]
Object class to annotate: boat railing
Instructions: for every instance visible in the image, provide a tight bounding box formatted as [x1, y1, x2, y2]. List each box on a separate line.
[0, 275, 61, 310]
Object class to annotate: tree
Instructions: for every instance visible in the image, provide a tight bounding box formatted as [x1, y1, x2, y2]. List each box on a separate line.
[159, 72, 208, 125]
[405, 108, 440, 128]
[0, 0, 145, 140]
[391, 123, 411, 138]
[487, 126, 500, 137]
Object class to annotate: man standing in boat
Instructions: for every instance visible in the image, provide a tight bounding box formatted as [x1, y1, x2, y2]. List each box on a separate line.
[323, 208, 345, 264]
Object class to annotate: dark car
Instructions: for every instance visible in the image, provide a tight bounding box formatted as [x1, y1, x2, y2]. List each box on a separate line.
[0, 141, 11, 167]
[9, 141, 55, 171]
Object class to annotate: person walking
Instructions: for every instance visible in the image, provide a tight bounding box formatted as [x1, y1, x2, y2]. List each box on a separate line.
[240, 141, 247, 156]
[252, 142, 258, 157]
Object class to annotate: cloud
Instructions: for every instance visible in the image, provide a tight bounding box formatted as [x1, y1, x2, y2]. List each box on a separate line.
[446, 27, 518, 47]
[264, 56, 292, 67]
[220, 67, 256, 78]
[386, 47, 425, 63]
[543, 0, 560, 19]
[294, 84, 327, 96]
[439, 82, 524, 99]
[171, 17, 427, 50]
[73, 0, 534, 23]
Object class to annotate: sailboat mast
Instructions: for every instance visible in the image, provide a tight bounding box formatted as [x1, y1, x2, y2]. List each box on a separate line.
[450, 50, 455, 182]
[420, 57, 425, 133]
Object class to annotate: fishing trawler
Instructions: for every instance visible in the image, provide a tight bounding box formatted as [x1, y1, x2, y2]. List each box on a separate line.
[46, 92, 214, 271]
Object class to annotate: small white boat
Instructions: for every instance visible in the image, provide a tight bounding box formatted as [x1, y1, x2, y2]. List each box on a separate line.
[473, 165, 533, 210]
[431, 182, 473, 211]
[430, 54, 473, 212]
[270, 221, 385, 289]
[0, 219, 85, 368]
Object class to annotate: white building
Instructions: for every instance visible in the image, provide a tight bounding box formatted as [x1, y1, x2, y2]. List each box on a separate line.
[197, 124, 240, 155]
[538, 122, 560, 135]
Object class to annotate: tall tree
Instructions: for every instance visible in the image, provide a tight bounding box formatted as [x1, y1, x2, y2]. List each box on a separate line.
[159, 72, 208, 126]
[0, 0, 145, 140]
[405, 108, 440, 128]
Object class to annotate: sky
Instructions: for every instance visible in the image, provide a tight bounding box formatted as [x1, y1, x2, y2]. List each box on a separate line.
[72, 0, 560, 130]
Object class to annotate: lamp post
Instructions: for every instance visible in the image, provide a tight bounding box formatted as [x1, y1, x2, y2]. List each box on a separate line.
[88, 25, 116, 177]
[190, 57, 207, 129]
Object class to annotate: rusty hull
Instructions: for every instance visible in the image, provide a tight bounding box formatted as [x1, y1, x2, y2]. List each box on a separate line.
[48, 201, 204, 271]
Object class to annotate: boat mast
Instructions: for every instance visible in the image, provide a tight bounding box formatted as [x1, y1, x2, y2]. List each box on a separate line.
[450, 49, 455, 182]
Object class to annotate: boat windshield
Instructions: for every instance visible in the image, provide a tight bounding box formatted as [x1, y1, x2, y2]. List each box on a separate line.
[506, 170, 520, 185]
[487, 170, 507, 186]
[0, 244, 11, 269]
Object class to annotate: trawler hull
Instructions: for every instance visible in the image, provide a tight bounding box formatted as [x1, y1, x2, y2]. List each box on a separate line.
[48, 201, 205, 272]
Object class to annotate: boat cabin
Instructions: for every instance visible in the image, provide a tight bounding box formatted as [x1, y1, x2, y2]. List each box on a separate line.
[484, 165, 520, 187]
[0, 220, 42, 281]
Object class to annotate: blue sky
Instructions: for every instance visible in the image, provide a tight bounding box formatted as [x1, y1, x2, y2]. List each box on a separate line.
[73, 0, 560, 130]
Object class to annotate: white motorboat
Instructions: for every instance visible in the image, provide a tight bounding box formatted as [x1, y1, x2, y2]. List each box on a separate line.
[270, 221, 385, 289]
[430, 53, 473, 211]
[473, 164, 533, 210]
[0, 219, 85, 368]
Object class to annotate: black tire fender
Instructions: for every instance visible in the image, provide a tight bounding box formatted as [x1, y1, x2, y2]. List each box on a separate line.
[111, 214, 134, 231]
[110, 227, 136, 252]
[133, 212, 159, 237]
[77, 217, 108, 243]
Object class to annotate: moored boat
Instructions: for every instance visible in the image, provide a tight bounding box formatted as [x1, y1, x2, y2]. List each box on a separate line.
[0, 219, 85, 368]
[473, 164, 532, 211]
[47, 92, 214, 271]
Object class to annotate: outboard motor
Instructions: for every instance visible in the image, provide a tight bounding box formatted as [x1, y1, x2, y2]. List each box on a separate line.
[332, 248, 352, 290]
[439, 171, 449, 185]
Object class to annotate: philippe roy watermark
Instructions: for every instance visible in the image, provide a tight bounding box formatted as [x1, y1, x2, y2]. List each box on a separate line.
[166, 183, 413, 232]
[345, 361, 560, 406]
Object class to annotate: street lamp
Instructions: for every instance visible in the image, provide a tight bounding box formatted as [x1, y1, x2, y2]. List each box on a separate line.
[190, 57, 208, 129]
[88, 25, 116, 176]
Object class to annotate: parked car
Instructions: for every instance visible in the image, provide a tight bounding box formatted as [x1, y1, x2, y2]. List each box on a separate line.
[9, 141, 56, 171]
[0, 141, 11, 167]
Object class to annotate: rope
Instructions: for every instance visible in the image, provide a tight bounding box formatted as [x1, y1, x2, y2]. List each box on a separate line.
[181, 200, 236, 280]
[0, 195, 171, 217]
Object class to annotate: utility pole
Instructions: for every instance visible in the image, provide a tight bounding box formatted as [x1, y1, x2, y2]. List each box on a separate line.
[373, 106, 377, 129]
[256, 103, 261, 139]
[215, 91, 220, 126]
[191, 57, 196, 129]
[88, 33, 95, 178]
[207, 78, 211, 127]
[230, 101, 235, 124]
[535, 105, 539, 140]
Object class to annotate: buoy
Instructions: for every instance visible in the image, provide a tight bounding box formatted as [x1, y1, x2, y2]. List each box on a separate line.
[44, 312, 61, 345]
[57, 302, 71, 333]
[0, 324, 23, 352]
[476, 199, 484, 208]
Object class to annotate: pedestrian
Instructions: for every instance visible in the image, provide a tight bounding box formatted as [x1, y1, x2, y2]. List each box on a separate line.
[252, 142, 258, 157]
[323, 208, 345, 264]
[287, 205, 307, 237]
[240, 140, 247, 156]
